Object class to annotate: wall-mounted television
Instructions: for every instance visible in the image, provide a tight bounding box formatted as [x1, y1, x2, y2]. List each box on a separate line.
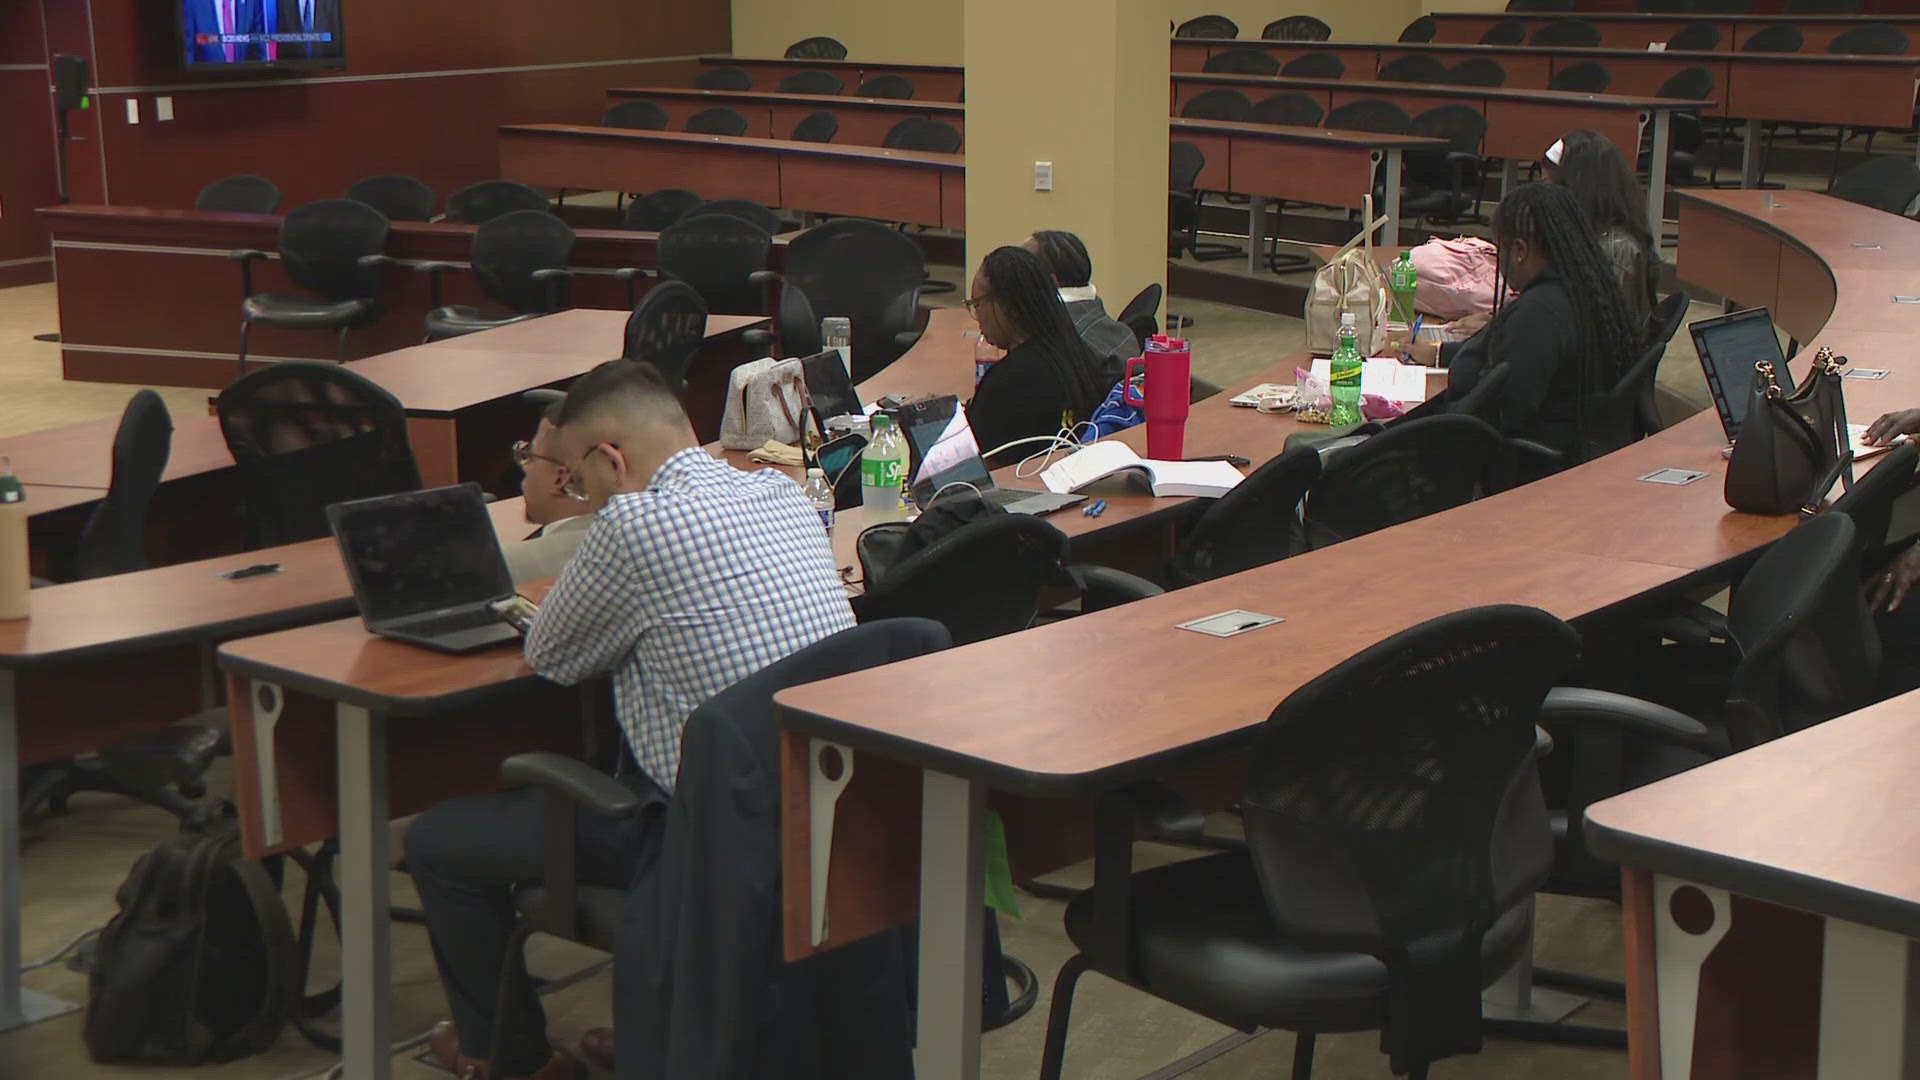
[179, 0, 345, 71]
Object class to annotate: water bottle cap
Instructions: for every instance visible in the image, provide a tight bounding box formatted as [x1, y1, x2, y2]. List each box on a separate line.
[871, 413, 890, 430]
[1339, 311, 1356, 327]
[807, 467, 825, 477]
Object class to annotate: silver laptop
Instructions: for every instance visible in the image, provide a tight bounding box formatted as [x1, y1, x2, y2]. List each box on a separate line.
[896, 396, 1087, 515]
[327, 483, 522, 654]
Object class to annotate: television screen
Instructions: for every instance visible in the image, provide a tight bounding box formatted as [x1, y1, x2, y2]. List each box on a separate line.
[179, 0, 344, 70]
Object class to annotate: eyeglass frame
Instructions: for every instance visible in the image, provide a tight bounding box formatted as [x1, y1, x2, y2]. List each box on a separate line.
[514, 439, 590, 502]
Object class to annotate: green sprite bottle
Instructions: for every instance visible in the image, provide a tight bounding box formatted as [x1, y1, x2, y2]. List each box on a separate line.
[1329, 311, 1363, 427]
[1389, 250, 1419, 326]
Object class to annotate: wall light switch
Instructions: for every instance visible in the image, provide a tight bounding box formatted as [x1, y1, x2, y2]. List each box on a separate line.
[156, 96, 174, 121]
[1033, 161, 1053, 192]
[124, 98, 140, 124]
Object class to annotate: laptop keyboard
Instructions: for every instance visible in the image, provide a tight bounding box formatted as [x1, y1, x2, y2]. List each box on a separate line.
[397, 607, 506, 638]
[985, 487, 1039, 507]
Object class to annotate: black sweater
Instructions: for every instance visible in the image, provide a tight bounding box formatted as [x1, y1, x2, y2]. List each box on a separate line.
[968, 339, 1098, 467]
[1440, 269, 1587, 460]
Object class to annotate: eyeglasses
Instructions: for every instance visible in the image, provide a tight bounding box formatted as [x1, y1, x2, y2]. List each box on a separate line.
[511, 440, 570, 472]
[560, 443, 617, 502]
[962, 293, 995, 314]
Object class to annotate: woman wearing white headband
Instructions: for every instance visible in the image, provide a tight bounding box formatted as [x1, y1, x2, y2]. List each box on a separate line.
[1541, 130, 1658, 337]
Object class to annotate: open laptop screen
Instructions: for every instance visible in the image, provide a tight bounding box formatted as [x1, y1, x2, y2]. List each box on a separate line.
[327, 483, 515, 624]
[897, 396, 995, 505]
[1690, 307, 1797, 440]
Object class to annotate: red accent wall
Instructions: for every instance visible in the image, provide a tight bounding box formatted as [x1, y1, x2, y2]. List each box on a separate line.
[3, 0, 727, 284]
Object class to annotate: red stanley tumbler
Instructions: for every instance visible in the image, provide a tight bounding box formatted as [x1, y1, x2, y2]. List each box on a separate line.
[1122, 334, 1192, 459]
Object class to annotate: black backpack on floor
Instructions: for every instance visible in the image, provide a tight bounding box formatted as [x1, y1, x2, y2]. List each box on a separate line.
[84, 804, 298, 1065]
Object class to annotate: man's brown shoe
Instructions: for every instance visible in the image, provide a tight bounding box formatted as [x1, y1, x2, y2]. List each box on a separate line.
[426, 1021, 583, 1079]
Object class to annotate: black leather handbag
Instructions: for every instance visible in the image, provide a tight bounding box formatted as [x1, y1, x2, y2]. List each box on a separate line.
[1724, 349, 1853, 515]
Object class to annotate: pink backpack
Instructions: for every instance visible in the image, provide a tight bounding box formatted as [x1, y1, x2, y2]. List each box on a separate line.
[1409, 237, 1504, 321]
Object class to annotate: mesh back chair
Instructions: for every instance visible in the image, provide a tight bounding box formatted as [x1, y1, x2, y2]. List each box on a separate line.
[1203, 48, 1281, 75]
[1634, 289, 1690, 436]
[601, 99, 670, 129]
[1666, 22, 1721, 50]
[1396, 105, 1490, 225]
[444, 180, 548, 224]
[1165, 131, 1242, 263]
[229, 198, 391, 374]
[621, 187, 703, 231]
[1179, 87, 1254, 121]
[855, 514, 1071, 644]
[1530, 19, 1602, 47]
[74, 390, 172, 581]
[622, 280, 710, 389]
[1653, 67, 1715, 183]
[1447, 57, 1508, 86]
[1548, 60, 1612, 92]
[1117, 282, 1161, 346]
[1742, 23, 1804, 51]
[196, 174, 282, 213]
[776, 69, 845, 95]
[1262, 15, 1332, 40]
[685, 107, 750, 136]
[1169, 446, 1322, 584]
[881, 117, 962, 153]
[1831, 155, 1920, 214]
[1040, 604, 1574, 1080]
[1829, 21, 1908, 53]
[688, 198, 782, 235]
[343, 174, 436, 222]
[1502, 310, 1670, 484]
[215, 361, 421, 547]
[784, 36, 848, 59]
[856, 74, 915, 98]
[1282, 52, 1345, 77]
[1480, 18, 1528, 44]
[694, 65, 752, 90]
[1174, 14, 1239, 38]
[1376, 53, 1450, 83]
[644, 213, 777, 319]
[1400, 15, 1438, 42]
[1786, 0, 1859, 11]
[1303, 414, 1504, 548]
[1252, 92, 1326, 127]
[421, 209, 574, 341]
[770, 218, 927, 380]
[1324, 98, 1413, 134]
[1832, 442, 1919, 572]
[790, 109, 839, 141]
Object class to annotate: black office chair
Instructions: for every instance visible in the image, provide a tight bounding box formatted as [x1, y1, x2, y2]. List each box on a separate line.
[789, 109, 839, 142]
[1785, 0, 1859, 11]
[215, 361, 422, 547]
[601, 99, 669, 129]
[419, 209, 574, 342]
[1116, 282, 1161, 346]
[1666, 22, 1721, 50]
[1394, 104, 1490, 226]
[1447, 57, 1508, 86]
[1480, 18, 1528, 44]
[694, 65, 752, 90]
[489, 620, 948, 1079]
[1203, 47, 1281, 75]
[1530, 19, 1602, 46]
[1180, 87, 1254, 121]
[1281, 52, 1344, 77]
[342, 175, 436, 222]
[1262, 15, 1332, 41]
[684, 107, 749, 136]
[1174, 14, 1239, 39]
[1816, 25, 1911, 180]
[1647, 67, 1715, 184]
[766, 218, 926, 380]
[73, 390, 171, 581]
[1399, 15, 1438, 42]
[1500, 316, 1671, 485]
[1375, 53, 1450, 83]
[1040, 603, 1575, 1080]
[621, 187, 703, 231]
[1548, 60, 1611, 92]
[1303, 414, 1505, 548]
[632, 212, 776, 318]
[229, 198, 391, 375]
[776, 69, 844, 95]
[1165, 138, 1242, 264]
[620, 280, 709, 389]
[856, 74, 914, 98]
[1252, 92, 1325, 127]
[881, 117, 962, 153]
[196, 175, 282, 213]
[1634, 289, 1690, 436]
[686, 198, 782, 235]
[784, 36, 847, 59]
[443, 180, 548, 225]
[1831, 156, 1920, 214]
[1168, 446, 1321, 585]
[1742, 23, 1805, 51]
[1324, 98, 1412, 134]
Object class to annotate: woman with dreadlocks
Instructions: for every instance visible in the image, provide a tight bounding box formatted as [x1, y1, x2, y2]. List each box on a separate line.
[1399, 182, 1639, 467]
[965, 245, 1110, 465]
[1545, 129, 1659, 338]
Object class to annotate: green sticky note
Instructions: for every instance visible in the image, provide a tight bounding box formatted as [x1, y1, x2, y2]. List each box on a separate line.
[984, 810, 1020, 920]
[80, 97, 90, 109]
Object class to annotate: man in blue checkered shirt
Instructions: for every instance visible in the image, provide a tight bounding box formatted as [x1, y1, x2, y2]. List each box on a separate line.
[406, 360, 854, 1080]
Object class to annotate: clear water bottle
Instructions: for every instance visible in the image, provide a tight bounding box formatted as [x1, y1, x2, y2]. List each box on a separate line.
[1328, 312, 1363, 427]
[821, 316, 853, 378]
[1389, 250, 1419, 326]
[860, 414, 909, 521]
[802, 467, 835, 537]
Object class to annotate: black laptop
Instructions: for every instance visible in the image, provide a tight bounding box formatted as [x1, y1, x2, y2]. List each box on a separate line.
[894, 396, 1087, 515]
[1689, 306, 1799, 441]
[327, 483, 522, 654]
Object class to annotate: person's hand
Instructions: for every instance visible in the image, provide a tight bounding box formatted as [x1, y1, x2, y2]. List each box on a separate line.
[1400, 340, 1441, 366]
[1864, 407, 1920, 447]
[1450, 311, 1493, 336]
[1870, 544, 1920, 611]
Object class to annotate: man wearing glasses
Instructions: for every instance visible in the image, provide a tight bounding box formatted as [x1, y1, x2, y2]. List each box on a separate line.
[501, 391, 604, 583]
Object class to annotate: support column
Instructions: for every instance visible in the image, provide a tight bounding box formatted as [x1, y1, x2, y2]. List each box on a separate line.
[962, 0, 1167, 314]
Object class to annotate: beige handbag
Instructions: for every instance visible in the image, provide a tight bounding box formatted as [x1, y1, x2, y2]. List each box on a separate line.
[1306, 197, 1392, 356]
[719, 357, 808, 450]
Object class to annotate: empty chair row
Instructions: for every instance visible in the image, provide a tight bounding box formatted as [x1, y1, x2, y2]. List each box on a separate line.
[194, 175, 548, 224]
[1172, 14, 1332, 40]
[1405, 13, 1906, 53]
[693, 64, 921, 98]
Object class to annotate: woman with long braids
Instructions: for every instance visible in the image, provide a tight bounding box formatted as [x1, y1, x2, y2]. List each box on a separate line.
[1400, 182, 1639, 467]
[1546, 129, 1659, 337]
[965, 245, 1110, 465]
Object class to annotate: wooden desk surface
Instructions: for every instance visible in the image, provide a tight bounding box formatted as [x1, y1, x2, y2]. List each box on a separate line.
[608, 85, 965, 115]
[1428, 9, 1920, 24]
[1174, 37, 1920, 68]
[698, 55, 961, 75]
[497, 123, 966, 171]
[1586, 686, 1920, 940]
[0, 412, 233, 490]
[20, 484, 107, 517]
[1171, 69, 1708, 110]
[1167, 116, 1449, 149]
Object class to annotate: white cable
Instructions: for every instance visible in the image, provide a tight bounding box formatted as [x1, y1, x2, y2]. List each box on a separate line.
[980, 433, 1076, 461]
[926, 480, 984, 506]
[20, 926, 99, 973]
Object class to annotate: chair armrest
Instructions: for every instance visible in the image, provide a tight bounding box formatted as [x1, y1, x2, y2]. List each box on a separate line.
[1643, 601, 1729, 647]
[229, 249, 269, 297]
[742, 328, 775, 350]
[748, 269, 781, 286]
[418, 261, 460, 309]
[1067, 563, 1164, 613]
[611, 266, 650, 308]
[1541, 686, 1714, 751]
[530, 267, 574, 312]
[1109, 779, 1207, 842]
[415, 261, 459, 276]
[892, 329, 923, 349]
[1534, 725, 1554, 759]
[1506, 436, 1566, 469]
[501, 751, 642, 819]
[356, 253, 396, 269]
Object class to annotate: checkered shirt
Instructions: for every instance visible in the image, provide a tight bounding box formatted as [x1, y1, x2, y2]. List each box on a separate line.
[524, 448, 855, 791]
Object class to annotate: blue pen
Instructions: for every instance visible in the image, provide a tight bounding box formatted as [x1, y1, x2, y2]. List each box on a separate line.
[1083, 499, 1107, 518]
[1404, 314, 1425, 362]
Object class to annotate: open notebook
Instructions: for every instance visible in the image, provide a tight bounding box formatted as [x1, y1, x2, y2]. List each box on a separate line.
[1039, 441, 1245, 498]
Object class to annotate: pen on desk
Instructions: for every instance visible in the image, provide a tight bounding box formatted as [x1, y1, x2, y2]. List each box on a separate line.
[1181, 454, 1251, 467]
[1083, 499, 1107, 518]
[1229, 620, 1269, 633]
[1403, 314, 1425, 362]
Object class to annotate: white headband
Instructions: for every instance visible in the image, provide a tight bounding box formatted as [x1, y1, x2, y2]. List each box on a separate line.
[1544, 139, 1565, 166]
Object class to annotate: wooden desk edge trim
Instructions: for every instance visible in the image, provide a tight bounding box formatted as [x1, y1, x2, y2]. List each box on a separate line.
[214, 649, 547, 717]
[1674, 190, 1841, 294]
[0, 598, 354, 670]
[497, 123, 965, 169]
